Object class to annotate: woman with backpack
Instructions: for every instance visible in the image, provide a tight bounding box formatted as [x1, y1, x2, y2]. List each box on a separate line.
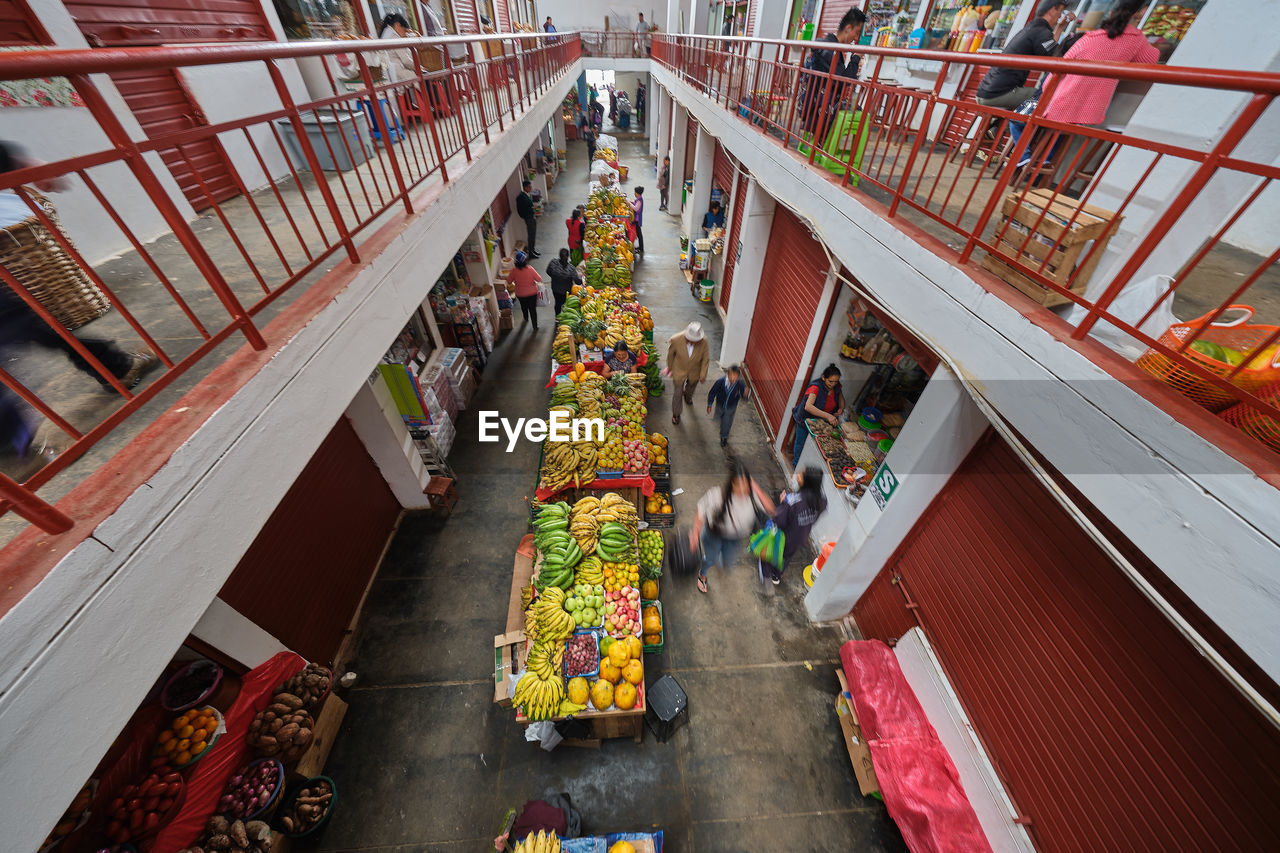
[690, 462, 775, 594]
[791, 364, 845, 467]
[764, 466, 828, 586]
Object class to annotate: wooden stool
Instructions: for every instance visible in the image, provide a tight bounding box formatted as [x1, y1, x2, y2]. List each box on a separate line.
[424, 476, 459, 514]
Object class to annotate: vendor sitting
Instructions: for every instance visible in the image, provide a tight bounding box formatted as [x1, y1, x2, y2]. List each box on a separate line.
[602, 340, 638, 377]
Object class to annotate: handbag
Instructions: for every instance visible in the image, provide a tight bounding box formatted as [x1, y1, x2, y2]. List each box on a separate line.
[669, 526, 702, 577]
[748, 522, 786, 569]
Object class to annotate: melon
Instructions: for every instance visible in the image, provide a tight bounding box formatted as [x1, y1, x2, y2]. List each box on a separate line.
[567, 677, 590, 705]
[640, 579, 659, 600]
[599, 662, 623, 684]
[609, 843, 636, 853]
[622, 660, 644, 685]
[623, 635, 643, 660]
[590, 679, 614, 711]
[607, 642, 629, 668]
[614, 681, 638, 710]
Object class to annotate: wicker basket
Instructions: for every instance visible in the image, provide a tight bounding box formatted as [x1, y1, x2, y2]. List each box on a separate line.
[1219, 381, 1280, 453]
[1, 190, 110, 330]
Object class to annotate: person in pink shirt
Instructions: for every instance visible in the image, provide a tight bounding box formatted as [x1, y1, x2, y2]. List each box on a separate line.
[505, 251, 544, 331]
[1042, 0, 1159, 126]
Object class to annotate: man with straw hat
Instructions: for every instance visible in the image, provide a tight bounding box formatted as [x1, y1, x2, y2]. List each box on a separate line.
[664, 321, 709, 425]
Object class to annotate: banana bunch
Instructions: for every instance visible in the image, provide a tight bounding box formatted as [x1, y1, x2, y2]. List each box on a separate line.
[550, 378, 578, 408]
[575, 555, 604, 585]
[596, 520, 636, 562]
[530, 588, 575, 641]
[533, 503, 581, 589]
[553, 325, 575, 364]
[597, 492, 639, 536]
[514, 644, 566, 721]
[570, 495, 602, 554]
[539, 441, 592, 492]
[559, 698, 587, 716]
[573, 439, 598, 485]
[576, 384, 603, 421]
[513, 829, 562, 853]
[625, 373, 646, 400]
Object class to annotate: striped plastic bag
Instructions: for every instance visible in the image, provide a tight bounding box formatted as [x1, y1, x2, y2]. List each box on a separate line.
[749, 521, 786, 569]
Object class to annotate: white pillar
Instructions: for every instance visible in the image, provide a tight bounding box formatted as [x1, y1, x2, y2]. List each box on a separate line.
[666, 0, 682, 35]
[719, 177, 775, 365]
[684, 125, 716, 239]
[804, 365, 989, 621]
[1084, 0, 1280, 301]
[345, 383, 434, 510]
[655, 86, 673, 162]
[688, 0, 710, 34]
[753, 0, 791, 39]
[646, 74, 659, 148]
[669, 103, 690, 215]
[191, 599, 290, 668]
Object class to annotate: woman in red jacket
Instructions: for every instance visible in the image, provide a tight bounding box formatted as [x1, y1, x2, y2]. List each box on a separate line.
[506, 251, 544, 331]
[566, 207, 586, 265]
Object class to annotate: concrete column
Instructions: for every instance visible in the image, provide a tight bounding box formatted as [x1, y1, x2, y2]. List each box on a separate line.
[805, 365, 989, 622]
[753, 0, 791, 39]
[345, 383, 434, 510]
[669, 103, 690, 214]
[645, 74, 658, 145]
[1084, 0, 1280, 303]
[688, 0, 710, 34]
[655, 86, 673, 162]
[684, 124, 716, 240]
[719, 177, 776, 365]
[666, 0, 682, 35]
[191, 599, 289, 669]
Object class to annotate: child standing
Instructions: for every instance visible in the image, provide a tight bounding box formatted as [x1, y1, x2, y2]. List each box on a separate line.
[706, 364, 749, 448]
[765, 466, 828, 585]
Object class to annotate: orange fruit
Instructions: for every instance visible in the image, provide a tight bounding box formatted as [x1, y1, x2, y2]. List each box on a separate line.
[176, 738, 190, 752]
[203, 721, 218, 737]
[163, 740, 178, 755]
[178, 725, 194, 739]
[190, 739, 207, 755]
[158, 730, 174, 744]
[175, 750, 191, 765]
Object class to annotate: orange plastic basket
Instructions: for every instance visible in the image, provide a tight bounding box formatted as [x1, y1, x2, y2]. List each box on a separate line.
[1220, 381, 1280, 453]
[1135, 305, 1280, 412]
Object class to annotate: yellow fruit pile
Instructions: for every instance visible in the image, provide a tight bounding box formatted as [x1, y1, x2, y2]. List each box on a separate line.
[602, 561, 640, 592]
[647, 432, 668, 465]
[156, 706, 219, 766]
[590, 636, 643, 711]
[644, 493, 674, 516]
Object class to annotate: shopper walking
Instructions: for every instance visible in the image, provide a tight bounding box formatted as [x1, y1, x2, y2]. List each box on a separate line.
[566, 208, 586, 265]
[657, 156, 670, 211]
[635, 84, 646, 124]
[705, 364, 749, 448]
[665, 321, 709, 425]
[506, 251, 543, 331]
[800, 9, 865, 146]
[764, 466, 828, 585]
[690, 462, 775, 594]
[516, 180, 539, 258]
[791, 364, 845, 466]
[631, 186, 645, 255]
[584, 124, 597, 166]
[545, 248, 581, 316]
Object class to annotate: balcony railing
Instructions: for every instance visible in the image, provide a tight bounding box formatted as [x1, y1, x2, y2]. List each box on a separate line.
[580, 29, 652, 60]
[651, 34, 1280, 476]
[0, 32, 579, 540]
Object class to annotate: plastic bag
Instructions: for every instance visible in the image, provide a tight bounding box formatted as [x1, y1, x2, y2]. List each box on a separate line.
[537, 282, 553, 308]
[1060, 274, 1179, 361]
[749, 521, 786, 568]
[525, 720, 563, 751]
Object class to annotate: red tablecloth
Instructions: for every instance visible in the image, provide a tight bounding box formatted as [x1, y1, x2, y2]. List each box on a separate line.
[535, 474, 655, 502]
[840, 640, 992, 853]
[546, 350, 648, 388]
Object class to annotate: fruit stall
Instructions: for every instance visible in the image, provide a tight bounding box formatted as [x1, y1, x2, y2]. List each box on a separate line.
[42, 654, 347, 853]
[513, 829, 664, 852]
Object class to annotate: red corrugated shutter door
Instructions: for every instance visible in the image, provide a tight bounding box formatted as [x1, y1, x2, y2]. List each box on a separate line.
[492, 185, 511, 228]
[712, 141, 734, 197]
[855, 432, 1280, 853]
[66, 0, 272, 45]
[495, 0, 511, 31]
[0, 0, 48, 44]
[719, 171, 748, 311]
[745, 1, 757, 36]
[743, 208, 829, 436]
[683, 118, 698, 185]
[818, 0, 854, 37]
[219, 417, 400, 663]
[453, 0, 480, 34]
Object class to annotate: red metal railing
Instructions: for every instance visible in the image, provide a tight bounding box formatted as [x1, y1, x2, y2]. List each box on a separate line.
[651, 34, 1280, 469]
[580, 29, 652, 59]
[0, 32, 579, 535]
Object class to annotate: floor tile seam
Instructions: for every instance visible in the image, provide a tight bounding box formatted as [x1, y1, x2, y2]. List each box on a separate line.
[320, 836, 492, 852]
[689, 806, 883, 826]
[349, 678, 491, 691]
[662, 659, 841, 673]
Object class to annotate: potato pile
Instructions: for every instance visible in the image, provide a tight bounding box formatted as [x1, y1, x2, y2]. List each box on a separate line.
[278, 662, 332, 709]
[247, 691, 314, 763]
[278, 777, 334, 835]
[177, 815, 270, 853]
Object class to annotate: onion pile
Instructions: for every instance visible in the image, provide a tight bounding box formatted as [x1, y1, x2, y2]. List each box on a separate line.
[217, 761, 281, 819]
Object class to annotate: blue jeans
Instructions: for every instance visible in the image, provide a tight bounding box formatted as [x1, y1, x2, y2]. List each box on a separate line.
[791, 421, 808, 467]
[714, 402, 738, 443]
[699, 525, 741, 579]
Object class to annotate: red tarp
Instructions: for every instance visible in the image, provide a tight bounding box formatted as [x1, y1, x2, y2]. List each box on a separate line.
[545, 350, 648, 387]
[152, 652, 306, 851]
[840, 640, 993, 853]
[534, 474, 655, 502]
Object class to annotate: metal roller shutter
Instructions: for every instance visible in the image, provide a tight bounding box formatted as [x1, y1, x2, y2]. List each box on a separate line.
[492, 185, 511, 228]
[719, 171, 748, 311]
[854, 432, 1280, 853]
[452, 0, 479, 34]
[66, 0, 272, 46]
[684, 118, 698, 187]
[712, 141, 735, 198]
[818, 0, 854, 37]
[743, 208, 829, 436]
[495, 0, 510, 31]
[0, 0, 48, 44]
[219, 417, 400, 663]
[745, 0, 757, 36]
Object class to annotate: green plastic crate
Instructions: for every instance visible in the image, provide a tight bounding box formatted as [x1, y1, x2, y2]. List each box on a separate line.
[641, 599, 664, 654]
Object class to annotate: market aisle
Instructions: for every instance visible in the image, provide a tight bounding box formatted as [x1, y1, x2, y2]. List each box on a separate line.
[319, 137, 907, 852]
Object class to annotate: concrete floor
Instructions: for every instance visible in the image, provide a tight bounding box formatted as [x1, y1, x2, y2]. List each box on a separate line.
[317, 137, 908, 852]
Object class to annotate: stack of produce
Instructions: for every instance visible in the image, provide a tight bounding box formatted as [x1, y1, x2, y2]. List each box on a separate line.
[532, 502, 583, 589]
[104, 770, 184, 845]
[278, 662, 332, 710]
[176, 815, 271, 853]
[592, 146, 619, 164]
[622, 438, 648, 474]
[513, 829, 563, 853]
[550, 376, 578, 408]
[247, 693, 314, 764]
[575, 555, 605, 586]
[569, 495, 603, 554]
[575, 378, 604, 421]
[514, 639, 567, 720]
[638, 341, 664, 396]
[642, 603, 663, 647]
[277, 778, 334, 835]
[589, 636, 644, 710]
[596, 520, 636, 562]
[217, 760, 282, 819]
[526, 586, 576, 642]
[638, 529, 664, 571]
[538, 438, 598, 492]
[565, 626, 601, 671]
[553, 325, 575, 364]
[646, 431, 668, 465]
[644, 492, 674, 516]
[602, 561, 641, 593]
[598, 428, 626, 470]
[605, 587, 642, 638]
[155, 706, 220, 767]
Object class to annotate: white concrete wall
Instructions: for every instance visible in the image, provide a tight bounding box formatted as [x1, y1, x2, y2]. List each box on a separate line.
[685, 124, 715, 239]
[806, 364, 988, 620]
[536, 0, 665, 33]
[718, 175, 774, 365]
[652, 63, 1280, 691]
[347, 381, 435, 508]
[191, 598, 291, 669]
[0, 61, 580, 853]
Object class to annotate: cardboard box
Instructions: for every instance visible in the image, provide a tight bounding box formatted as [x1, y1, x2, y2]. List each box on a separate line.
[494, 629, 527, 706]
[835, 669, 879, 796]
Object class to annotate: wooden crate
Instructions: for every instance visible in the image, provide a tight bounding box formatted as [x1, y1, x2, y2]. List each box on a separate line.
[981, 188, 1121, 308]
[290, 693, 347, 782]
